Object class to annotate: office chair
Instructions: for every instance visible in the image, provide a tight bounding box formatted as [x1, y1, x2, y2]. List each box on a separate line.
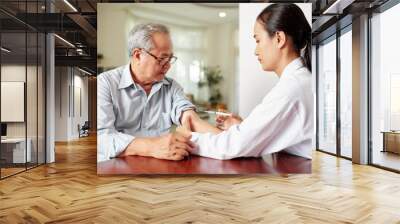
[79, 121, 90, 138]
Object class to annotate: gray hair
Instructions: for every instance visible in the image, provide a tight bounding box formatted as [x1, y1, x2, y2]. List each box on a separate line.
[127, 23, 170, 57]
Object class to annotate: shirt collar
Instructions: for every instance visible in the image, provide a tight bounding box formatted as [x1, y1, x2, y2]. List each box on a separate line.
[280, 57, 304, 79]
[118, 64, 171, 90]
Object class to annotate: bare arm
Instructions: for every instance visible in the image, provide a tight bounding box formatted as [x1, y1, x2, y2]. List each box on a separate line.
[118, 133, 195, 161]
[180, 110, 222, 134]
[118, 136, 163, 157]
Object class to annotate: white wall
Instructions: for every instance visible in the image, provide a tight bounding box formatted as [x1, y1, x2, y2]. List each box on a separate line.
[238, 3, 312, 117]
[1, 66, 26, 139]
[97, 4, 134, 69]
[205, 23, 238, 111]
[1, 64, 46, 163]
[72, 73, 89, 138]
[312, 45, 317, 150]
[46, 32, 55, 163]
[1, 67, 25, 123]
[55, 67, 89, 141]
[55, 67, 68, 141]
[1, 65, 36, 137]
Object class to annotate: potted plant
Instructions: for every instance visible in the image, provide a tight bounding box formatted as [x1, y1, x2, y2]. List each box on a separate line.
[198, 66, 223, 107]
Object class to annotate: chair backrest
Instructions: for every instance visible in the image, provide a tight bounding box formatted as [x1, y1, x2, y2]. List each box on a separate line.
[82, 121, 90, 129]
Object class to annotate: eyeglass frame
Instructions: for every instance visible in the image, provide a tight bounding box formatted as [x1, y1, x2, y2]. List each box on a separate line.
[140, 48, 177, 67]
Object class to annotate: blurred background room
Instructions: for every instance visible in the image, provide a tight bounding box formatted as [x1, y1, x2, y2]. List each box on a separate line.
[97, 3, 239, 120]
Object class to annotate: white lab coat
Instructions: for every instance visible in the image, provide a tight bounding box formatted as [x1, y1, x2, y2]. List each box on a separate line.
[191, 58, 313, 160]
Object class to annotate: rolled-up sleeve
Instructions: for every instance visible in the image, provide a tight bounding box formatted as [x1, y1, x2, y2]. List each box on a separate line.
[97, 74, 135, 162]
[170, 81, 195, 125]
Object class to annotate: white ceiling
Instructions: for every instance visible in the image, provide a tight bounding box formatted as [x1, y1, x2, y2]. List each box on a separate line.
[125, 3, 238, 27]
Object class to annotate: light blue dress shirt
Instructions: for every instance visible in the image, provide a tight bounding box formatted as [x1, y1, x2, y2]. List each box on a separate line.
[97, 64, 195, 162]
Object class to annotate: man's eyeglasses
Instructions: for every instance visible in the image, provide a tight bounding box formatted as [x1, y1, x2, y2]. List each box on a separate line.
[141, 49, 177, 67]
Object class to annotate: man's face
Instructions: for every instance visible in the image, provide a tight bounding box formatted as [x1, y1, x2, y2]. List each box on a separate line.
[137, 32, 174, 83]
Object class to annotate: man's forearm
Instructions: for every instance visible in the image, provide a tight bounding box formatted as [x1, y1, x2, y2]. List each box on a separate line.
[181, 110, 222, 134]
[191, 116, 222, 134]
[118, 136, 164, 158]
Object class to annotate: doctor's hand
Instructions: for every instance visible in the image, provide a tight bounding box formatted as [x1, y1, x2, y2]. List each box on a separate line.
[216, 113, 243, 130]
[152, 132, 194, 161]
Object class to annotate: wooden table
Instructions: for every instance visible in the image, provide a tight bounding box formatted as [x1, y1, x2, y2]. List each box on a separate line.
[381, 131, 400, 154]
[97, 152, 311, 175]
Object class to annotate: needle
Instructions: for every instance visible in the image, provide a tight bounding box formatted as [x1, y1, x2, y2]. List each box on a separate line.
[203, 110, 231, 116]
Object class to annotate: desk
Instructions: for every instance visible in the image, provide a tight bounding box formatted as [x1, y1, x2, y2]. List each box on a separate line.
[97, 152, 311, 175]
[381, 131, 400, 154]
[1, 138, 31, 163]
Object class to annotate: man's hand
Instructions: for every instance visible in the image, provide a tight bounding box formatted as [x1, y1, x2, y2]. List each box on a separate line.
[216, 113, 243, 130]
[121, 132, 195, 161]
[176, 125, 192, 138]
[151, 132, 195, 160]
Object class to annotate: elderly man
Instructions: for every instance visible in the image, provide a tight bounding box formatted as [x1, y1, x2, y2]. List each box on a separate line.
[98, 23, 220, 162]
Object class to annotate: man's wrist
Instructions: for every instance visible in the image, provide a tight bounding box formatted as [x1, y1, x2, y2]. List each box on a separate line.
[124, 137, 155, 157]
[150, 134, 170, 156]
[181, 109, 195, 121]
[124, 139, 139, 156]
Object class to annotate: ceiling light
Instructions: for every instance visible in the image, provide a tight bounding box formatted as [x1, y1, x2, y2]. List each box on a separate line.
[78, 67, 93, 76]
[63, 0, 78, 12]
[323, 0, 355, 14]
[54, 34, 75, 48]
[1, 47, 11, 53]
[219, 12, 226, 18]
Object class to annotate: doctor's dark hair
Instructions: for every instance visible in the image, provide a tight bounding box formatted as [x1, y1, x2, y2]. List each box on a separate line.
[257, 4, 311, 71]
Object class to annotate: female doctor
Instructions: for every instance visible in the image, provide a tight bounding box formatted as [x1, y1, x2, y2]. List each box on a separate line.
[179, 3, 313, 160]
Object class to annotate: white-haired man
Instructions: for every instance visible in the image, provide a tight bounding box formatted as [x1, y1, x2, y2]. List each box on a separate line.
[97, 23, 220, 162]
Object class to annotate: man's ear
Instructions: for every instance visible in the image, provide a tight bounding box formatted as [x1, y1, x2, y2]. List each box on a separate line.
[275, 31, 286, 49]
[132, 48, 141, 62]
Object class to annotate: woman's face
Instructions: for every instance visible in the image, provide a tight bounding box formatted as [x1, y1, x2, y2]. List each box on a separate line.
[253, 21, 279, 72]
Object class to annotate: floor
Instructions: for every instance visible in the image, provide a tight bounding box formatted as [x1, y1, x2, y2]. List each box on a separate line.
[0, 135, 400, 223]
[1, 163, 44, 178]
[0, 167, 25, 177]
[372, 150, 400, 171]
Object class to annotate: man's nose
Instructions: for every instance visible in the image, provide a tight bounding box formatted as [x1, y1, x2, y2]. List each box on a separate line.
[162, 63, 171, 69]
